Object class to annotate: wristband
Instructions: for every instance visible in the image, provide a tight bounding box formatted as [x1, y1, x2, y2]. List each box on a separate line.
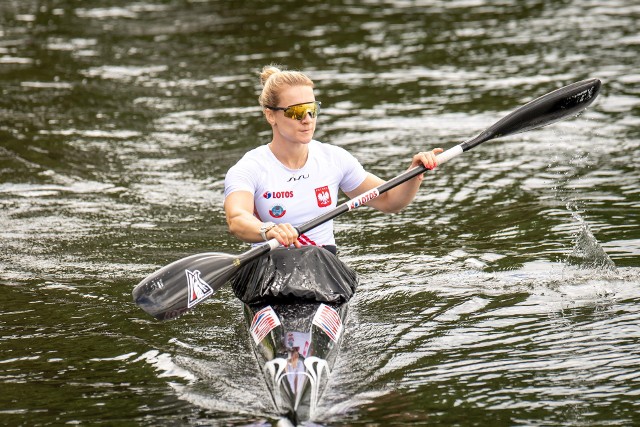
[259, 222, 276, 241]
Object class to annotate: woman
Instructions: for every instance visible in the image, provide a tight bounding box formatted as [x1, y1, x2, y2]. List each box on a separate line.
[224, 65, 442, 252]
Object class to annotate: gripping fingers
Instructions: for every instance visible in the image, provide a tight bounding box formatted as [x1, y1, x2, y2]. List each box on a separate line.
[425, 148, 443, 170]
[267, 224, 300, 247]
[415, 148, 444, 170]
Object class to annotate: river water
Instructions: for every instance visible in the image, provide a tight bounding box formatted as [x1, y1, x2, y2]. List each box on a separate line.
[1, 0, 639, 425]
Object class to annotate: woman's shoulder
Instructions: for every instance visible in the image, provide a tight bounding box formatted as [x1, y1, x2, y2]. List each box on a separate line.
[311, 139, 353, 159]
[241, 144, 270, 159]
[226, 145, 271, 179]
[233, 144, 270, 166]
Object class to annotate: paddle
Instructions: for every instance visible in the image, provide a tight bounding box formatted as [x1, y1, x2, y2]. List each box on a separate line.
[133, 78, 601, 320]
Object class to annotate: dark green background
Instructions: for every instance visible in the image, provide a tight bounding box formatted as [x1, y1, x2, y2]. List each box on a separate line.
[1, 1, 638, 425]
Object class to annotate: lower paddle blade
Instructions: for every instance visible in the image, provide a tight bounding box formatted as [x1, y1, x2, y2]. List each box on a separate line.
[132, 252, 241, 320]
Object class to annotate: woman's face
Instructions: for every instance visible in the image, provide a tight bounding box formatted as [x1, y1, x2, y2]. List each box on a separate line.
[266, 85, 317, 146]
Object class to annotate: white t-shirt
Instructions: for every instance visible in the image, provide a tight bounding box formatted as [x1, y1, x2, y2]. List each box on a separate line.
[224, 140, 368, 247]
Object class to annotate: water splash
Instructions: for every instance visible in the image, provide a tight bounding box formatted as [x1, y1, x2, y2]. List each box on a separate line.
[565, 203, 617, 272]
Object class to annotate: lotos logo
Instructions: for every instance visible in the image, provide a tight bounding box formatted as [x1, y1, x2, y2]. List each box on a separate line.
[348, 188, 379, 210]
[315, 186, 331, 207]
[269, 205, 286, 218]
[263, 190, 294, 199]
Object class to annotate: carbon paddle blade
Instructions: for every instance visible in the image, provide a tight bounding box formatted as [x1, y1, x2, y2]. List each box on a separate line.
[462, 78, 601, 150]
[132, 252, 241, 320]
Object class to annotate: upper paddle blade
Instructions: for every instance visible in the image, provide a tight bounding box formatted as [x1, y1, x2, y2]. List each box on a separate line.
[132, 252, 241, 320]
[463, 78, 601, 150]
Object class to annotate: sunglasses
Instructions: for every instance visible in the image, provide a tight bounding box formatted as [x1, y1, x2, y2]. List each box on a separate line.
[266, 101, 321, 120]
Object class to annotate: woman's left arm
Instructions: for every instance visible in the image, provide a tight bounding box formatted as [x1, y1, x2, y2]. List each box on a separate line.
[344, 148, 443, 214]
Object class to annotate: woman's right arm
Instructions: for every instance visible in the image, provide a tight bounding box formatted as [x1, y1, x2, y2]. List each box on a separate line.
[224, 191, 263, 242]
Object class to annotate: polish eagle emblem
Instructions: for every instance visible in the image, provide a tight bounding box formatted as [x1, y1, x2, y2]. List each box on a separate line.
[315, 186, 331, 207]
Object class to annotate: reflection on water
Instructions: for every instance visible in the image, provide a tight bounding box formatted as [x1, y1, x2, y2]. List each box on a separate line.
[285, 331, 311, 396]
[1, 0, 639, 425]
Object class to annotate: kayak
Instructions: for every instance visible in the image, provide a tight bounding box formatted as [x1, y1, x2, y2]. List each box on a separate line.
[230, 246, 356, 424]
[243, 301, 348, 423]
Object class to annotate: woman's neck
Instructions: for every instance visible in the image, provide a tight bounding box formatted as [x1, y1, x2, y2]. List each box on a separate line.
[269, 140, 309, 170]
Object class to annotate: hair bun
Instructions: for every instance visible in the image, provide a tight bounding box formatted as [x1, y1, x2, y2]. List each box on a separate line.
[260, 64, 282, 86]
[257, 64, 313, 107]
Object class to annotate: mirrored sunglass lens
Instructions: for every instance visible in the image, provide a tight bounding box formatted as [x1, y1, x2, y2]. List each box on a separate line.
[284, 102, 319, 120]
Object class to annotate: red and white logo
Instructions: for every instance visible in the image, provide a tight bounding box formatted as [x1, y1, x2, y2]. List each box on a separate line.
[263, 190, 294, 199]
[347, 188, 379, 210]
[269, 205, 286, 218]
[315, 186, 331, 207]
[185, 269, 214, 308]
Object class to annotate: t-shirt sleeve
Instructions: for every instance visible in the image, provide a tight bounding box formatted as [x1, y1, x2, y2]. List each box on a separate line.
[336, 146, 368, 193]
[224, 159, 257, 199]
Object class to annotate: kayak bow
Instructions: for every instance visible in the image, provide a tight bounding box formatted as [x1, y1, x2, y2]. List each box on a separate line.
[244, 302, 348, 424]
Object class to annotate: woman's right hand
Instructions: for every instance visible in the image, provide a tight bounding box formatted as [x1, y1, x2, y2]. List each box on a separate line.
[266, 222, 301, 248]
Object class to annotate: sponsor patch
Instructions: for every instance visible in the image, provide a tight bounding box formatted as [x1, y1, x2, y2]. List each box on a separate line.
[269, 205, 286, 218]
[312, 304, 343, 342]
[263, 190, 294, 199]
[315, 186, 331, 207]
[250, 306, 281, 344]
[186, 269, 214, 308]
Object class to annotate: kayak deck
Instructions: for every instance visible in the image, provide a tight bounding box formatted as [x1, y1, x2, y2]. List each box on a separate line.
[243, 302, 348, 424]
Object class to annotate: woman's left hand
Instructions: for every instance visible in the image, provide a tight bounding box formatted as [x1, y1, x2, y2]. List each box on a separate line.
[411, 148, 443, 181]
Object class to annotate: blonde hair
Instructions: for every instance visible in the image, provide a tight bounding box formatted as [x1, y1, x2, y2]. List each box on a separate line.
[258, 64, 314, 108]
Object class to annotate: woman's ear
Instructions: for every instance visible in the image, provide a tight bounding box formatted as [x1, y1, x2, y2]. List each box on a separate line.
[264, 109, 277, 126]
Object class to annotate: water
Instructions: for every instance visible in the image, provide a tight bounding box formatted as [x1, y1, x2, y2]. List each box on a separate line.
[1, 0, 639, 425]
